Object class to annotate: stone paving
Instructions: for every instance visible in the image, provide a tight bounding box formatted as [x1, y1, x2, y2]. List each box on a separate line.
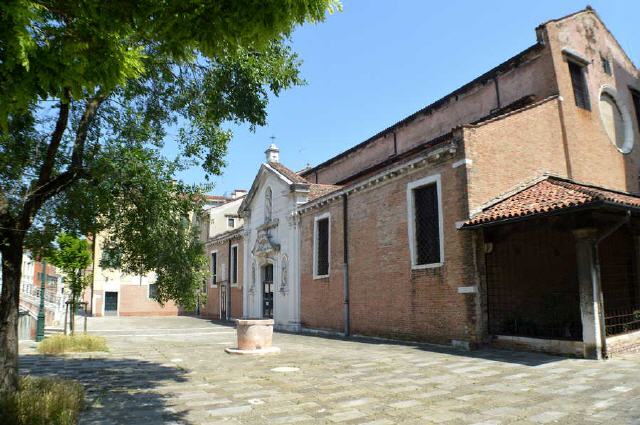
[18, 316, 640, 424]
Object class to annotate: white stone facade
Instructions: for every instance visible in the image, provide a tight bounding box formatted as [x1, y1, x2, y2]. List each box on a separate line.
[240, 150, 307, 331]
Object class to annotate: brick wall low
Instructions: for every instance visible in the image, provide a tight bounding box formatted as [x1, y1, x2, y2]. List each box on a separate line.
[119, 284, 179, 316]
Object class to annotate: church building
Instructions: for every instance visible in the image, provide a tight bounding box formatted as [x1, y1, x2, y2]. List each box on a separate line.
[218, 8, 640, 358]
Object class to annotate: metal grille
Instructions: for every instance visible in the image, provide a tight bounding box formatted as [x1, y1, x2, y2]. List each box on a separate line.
[263, 264, 273, 318]
[569, 61, 590, 110]
[316, 218, 329, 275]
[414, 184, 440, 265]
[605, 305, 640, 336]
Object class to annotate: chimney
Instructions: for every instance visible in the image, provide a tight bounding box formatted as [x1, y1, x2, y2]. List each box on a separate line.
[265, 143, 280, 163]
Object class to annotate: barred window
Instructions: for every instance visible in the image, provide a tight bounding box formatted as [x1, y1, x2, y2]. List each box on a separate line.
[408, 175, 443, 268]
[314, 215, 330, 277]
[414, 184, 441, 265]
[568, 61, 590, 110]
[231, 245, 238, 284]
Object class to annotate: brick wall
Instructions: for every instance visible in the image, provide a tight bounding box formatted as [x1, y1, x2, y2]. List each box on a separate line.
[464, 97, 569, 212]
[300, 152, 479, 345]
[544, 12, 640, 195]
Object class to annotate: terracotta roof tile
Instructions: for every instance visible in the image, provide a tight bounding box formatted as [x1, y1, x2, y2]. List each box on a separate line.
[308, 183, 342, 201]
[268, 161, 309, 184]
[465, 176, 640, 227]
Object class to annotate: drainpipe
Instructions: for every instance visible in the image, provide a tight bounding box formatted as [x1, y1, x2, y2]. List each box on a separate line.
[228, 239, 232, 321]
[342, 193, 350, 336]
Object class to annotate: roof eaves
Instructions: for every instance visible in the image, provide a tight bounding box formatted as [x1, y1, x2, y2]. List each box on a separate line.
[300, 43, 545, 178]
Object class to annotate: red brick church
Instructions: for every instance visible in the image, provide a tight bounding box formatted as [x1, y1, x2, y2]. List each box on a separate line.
[200, 8, 640, 359]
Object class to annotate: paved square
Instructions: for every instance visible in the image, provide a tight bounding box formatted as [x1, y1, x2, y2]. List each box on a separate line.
[19, 317, 640, 424]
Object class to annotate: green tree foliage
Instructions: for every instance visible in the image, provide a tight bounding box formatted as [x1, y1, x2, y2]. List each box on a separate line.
[0, 0, 339, 393]
[46, 233, 91, 332]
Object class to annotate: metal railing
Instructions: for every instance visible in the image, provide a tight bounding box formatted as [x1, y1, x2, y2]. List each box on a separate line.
[605, 305, 640, 336]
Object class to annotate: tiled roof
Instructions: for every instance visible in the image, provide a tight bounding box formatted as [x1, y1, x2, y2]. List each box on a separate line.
[309, 183, 342, 201]
[464, 176, 640, 227]
[268, 161, 309, 184]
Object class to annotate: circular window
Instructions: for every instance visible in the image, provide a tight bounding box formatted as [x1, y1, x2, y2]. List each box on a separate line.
[598, 86, 634, 154]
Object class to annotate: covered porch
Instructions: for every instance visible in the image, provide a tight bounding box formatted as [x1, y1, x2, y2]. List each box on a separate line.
[464, 176, 640, 359]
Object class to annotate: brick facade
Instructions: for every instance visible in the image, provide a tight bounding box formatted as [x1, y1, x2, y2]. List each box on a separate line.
[292, 8, 640, 352]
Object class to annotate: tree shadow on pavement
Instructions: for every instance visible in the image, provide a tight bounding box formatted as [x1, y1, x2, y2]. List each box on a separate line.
[20, 354, 193, 424]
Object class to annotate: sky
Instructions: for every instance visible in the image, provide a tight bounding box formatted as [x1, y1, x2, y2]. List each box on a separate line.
[173, 1, 640, 196]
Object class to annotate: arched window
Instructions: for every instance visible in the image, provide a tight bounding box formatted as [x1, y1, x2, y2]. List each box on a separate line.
[265, 187, 273, 222]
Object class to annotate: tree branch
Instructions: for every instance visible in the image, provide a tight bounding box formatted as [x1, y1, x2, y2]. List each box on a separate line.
[19, 91, 106, 231]
[70, 93, 106, 169]
[37, 88, 71, 185]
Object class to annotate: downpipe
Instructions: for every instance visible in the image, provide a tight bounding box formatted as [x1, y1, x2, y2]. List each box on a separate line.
[342, 193, 350, 337]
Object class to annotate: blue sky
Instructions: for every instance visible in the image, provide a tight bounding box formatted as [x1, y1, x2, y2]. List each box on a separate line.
[175, 1, 640, 195]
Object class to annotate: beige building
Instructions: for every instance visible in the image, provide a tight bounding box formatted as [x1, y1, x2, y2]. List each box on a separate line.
[85, 232, 179, 317]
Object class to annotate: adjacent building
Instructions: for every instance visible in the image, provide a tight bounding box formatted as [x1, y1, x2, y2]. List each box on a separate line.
[225, 8, 640, 359]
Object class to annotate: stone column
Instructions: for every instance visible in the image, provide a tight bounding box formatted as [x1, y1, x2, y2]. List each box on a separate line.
[573, 228, 605, 360]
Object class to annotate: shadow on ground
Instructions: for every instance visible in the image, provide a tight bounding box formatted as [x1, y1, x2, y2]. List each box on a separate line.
[20, 354, 191, 424]
[285, 330, 566, 367]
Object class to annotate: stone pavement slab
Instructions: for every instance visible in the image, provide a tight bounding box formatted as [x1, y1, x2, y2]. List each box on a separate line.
[19, 316, 640, 424]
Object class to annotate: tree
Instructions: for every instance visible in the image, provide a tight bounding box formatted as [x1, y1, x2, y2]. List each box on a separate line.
[0, 0, 339, 393]
[46, 233, 92, 334]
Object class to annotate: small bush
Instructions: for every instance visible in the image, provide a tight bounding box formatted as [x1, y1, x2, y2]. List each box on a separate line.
[37, 334, 108, 355]
[0, 376, 85, 425]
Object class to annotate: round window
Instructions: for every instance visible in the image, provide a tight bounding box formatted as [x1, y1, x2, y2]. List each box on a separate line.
[598, 86, 634, 154]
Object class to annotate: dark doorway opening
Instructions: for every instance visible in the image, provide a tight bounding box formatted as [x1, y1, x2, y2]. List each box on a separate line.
[105, 291, 118, 316]
[263, 264, 273, 318]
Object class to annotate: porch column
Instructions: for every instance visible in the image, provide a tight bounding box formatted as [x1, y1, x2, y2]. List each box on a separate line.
[573, 228, 605, 360]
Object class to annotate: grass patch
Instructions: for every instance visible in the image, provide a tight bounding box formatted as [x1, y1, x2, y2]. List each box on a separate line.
[37, 334, 108, 355]
[0, 376, 84, 425]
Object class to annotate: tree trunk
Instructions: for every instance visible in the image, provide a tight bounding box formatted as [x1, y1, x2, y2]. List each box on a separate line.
[0, 238, 24, 394]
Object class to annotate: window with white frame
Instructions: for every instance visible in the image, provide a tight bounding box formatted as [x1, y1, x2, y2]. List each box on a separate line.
[313, 213, 330, 278]
[407, 175, 444, 268]
[211, 251, 218, 287]
[230, 244, 238, 285]
[227, 217, 235, 228]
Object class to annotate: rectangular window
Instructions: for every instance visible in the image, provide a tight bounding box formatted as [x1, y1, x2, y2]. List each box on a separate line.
[314, 215, 330, 277]
[601, 55, 612, 75]
[211, 252, 217, 286]
[568, 61, 590, 110]
[227, 217, 235, 228]
[231, 245, 238, 284]
[148, 283, 158, 299]
[631, 89, 640, 129]
[407, 175, 443, 268]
